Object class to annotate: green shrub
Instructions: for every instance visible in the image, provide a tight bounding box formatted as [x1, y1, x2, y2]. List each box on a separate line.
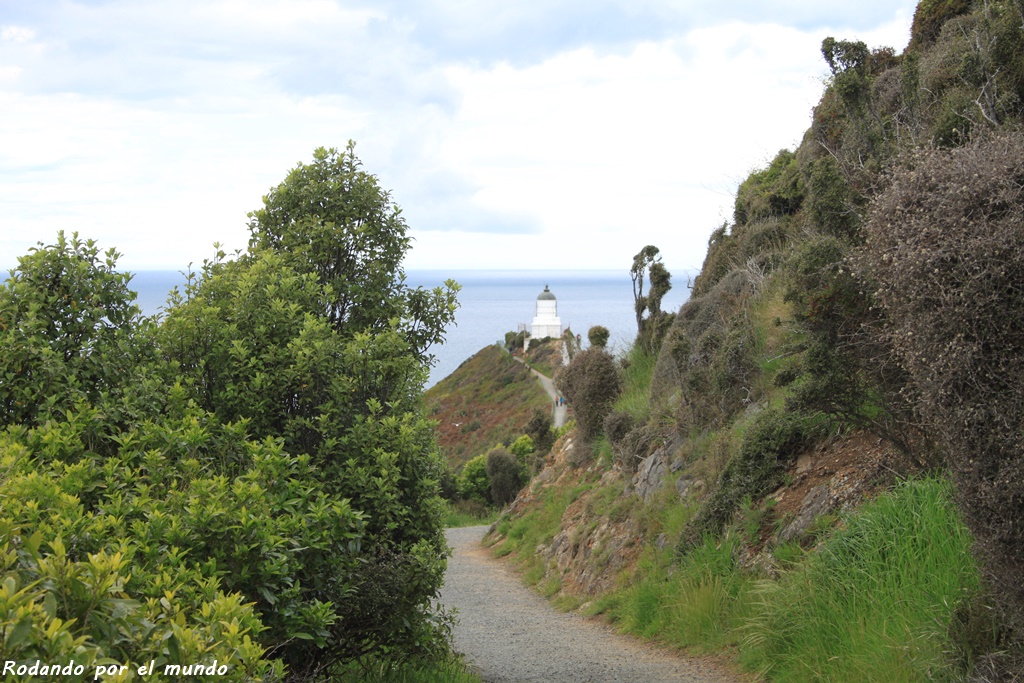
[524, 408, 555, 458]
[0, 145, 459, 677]
[804, 156, 858, 239]
[909, 0, 972, 50]
[457, 454, 491, 505]
[784, 235, 916, 454]
[587, 325, 610, 349]
[485, 447, 523, 507]
[0, 232, 153, 430]
[691, 224, 742, 298]
[556, 348, 622, 443]
[733, 149, 803, 225]
[689, 408, 820, 540]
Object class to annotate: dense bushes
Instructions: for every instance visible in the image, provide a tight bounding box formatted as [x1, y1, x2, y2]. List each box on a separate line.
[0, 411, 362, 680]
[651, 269, 757, 432]
[486, 447, 523, 507]
[862, 132, 1024, 646]
[587, 325, 610, 349]
[0, 144, 458, 680]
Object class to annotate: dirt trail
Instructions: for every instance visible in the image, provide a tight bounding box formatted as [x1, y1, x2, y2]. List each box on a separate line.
[439, 526, 739, 683]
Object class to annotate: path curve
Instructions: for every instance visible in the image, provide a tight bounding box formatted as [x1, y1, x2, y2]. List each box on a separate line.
[511, 355, 567, 428]
[440, 526, 738, 683]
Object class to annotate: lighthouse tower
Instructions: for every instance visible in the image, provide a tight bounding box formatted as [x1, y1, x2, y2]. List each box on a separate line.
[530, 285, 562, 343]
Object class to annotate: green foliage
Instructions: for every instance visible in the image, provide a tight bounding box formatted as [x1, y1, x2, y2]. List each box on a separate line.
[734, 149, 803, 224]
[443, 500, 498, 529]
[630, 246, 673, 353]
[0, 232, 152, 430]
[504, 329, 525, 353]
[331, 655, 480, 682]
[457, 455, 491, 506]
[524, 409, 555, 459]
[507, 434, 538, 475]
[690, 408, 821, 540]
[784, 236, 914, 453]
[609, 534, 753, 651]
[0, 145, 459, 678]
[862, 132, 1024, 650]
[909, 0, 972, 50]
[247, 142, 459, 363]
[485, 447, 523, 507]
[508, 434, 535, 461]
[651, 268, 758, 431]
[804, 155, 857, 238]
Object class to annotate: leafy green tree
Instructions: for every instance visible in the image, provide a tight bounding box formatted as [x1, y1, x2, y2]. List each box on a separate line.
[156, 147, 460, 669]
[246, 142, 459, 364]
[458, 454, 491, 505]
[508, 434, 535, 463]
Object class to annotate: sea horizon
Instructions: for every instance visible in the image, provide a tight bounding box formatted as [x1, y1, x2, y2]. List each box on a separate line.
[120, 268, 695, 387]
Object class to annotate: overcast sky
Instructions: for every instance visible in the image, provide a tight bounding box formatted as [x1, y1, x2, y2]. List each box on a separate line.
[1, 0, 917, 274]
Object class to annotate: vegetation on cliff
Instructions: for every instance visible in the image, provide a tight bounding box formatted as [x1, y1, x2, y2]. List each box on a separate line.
[489, 1, 1024, 679]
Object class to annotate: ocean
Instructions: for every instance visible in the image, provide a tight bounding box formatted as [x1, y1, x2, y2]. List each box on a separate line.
[128, 269, 692, 388]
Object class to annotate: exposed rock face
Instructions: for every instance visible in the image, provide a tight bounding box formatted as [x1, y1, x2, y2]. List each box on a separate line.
[630, 434, 685, 502]
[676, 475, 705, 501]
[497, 433, 643, 596]
[777, 484, 834, 543]
[537, 514, 638, 595]
[632, 450, 669, 503]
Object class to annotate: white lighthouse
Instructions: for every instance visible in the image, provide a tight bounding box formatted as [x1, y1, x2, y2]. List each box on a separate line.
[530, 285, 562, 342]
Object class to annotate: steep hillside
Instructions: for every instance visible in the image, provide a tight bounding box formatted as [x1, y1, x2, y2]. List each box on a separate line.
[425, 344, 551, 470]
[487, 2, 1024, 680]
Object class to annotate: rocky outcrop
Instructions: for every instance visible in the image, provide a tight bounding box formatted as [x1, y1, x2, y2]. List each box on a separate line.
[777, 484, 833, 543]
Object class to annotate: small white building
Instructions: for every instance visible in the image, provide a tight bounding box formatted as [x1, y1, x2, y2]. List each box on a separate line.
[530, 285, 562, 341]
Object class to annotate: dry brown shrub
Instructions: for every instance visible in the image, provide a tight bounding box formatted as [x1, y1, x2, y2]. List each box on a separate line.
[556, 348, 622, 443]
[861, 131, 1024, 643]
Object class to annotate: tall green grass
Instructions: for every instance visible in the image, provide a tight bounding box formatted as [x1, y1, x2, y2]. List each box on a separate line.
[591, 478, 978, 681]
[741, 477, 978, 682]
[607, 532, 756, 651]
[615, 346, 657, 422]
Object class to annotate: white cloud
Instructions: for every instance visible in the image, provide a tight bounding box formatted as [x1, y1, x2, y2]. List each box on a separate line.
[406, 23, 829, 270]
[0, 1, 918, 272]
[1, 25, 36, 43]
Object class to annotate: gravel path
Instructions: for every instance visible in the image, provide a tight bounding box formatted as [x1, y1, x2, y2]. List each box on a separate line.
[440, 526, 739, 683]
